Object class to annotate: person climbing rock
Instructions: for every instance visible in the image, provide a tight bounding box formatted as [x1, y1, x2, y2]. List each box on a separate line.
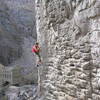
[32, 42, 41, 66]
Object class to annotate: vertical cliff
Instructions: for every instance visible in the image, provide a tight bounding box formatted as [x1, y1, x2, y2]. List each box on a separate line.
[35, 0, 100, 100]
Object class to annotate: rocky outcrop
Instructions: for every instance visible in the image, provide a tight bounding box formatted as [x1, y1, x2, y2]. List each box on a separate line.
[35, 0, 100, 100]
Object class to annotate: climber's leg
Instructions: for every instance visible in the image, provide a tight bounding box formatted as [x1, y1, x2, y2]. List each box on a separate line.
[36, 54, 41, 67]
[35, 52, 42, 66]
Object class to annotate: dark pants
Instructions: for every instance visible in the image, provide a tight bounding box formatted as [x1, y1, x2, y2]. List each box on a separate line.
[35, 52, 41, 61]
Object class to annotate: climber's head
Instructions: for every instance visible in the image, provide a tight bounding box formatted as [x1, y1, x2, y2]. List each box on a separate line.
[35, 42, 39, 45]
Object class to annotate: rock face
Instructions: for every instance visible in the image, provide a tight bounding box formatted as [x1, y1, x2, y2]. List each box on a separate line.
[0, 0, 36, 67]
[35, 0, 100, 100]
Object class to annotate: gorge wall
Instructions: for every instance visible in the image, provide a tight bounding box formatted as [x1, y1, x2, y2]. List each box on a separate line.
[35, 0, 100, 100]
[0, 0, 36, 68]
[0, 0, 38, 84]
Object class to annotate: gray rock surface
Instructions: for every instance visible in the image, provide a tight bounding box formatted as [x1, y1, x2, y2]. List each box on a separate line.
[6, 85, 37, 100]
[0, 0, 36, 68]
[35, 0, 100, 100]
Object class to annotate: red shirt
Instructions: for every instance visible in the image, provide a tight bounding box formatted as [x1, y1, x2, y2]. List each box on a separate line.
[32, 45, 40, 53]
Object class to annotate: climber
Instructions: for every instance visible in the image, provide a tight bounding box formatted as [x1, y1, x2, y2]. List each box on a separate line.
[32, 42, 41, 66]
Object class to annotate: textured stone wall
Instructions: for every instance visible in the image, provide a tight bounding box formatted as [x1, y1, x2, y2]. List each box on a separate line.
[35, 0, 100, 100]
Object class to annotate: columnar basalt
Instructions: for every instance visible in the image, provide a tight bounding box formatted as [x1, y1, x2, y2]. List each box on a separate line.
[35, 0, 100, 100]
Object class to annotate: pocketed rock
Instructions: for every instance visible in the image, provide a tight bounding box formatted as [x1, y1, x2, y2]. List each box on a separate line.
[35, 0, 100, 100]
